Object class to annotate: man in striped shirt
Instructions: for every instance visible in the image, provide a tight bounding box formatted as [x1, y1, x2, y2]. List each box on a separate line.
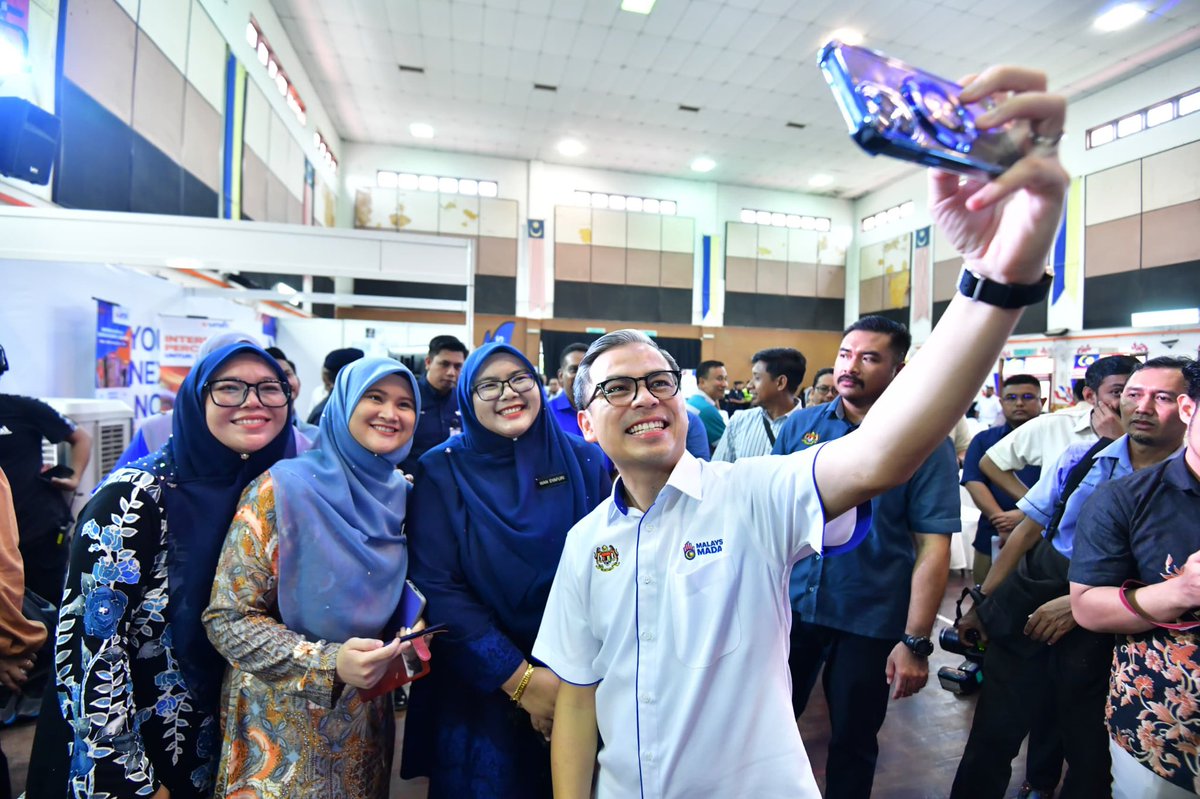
[712, 348, 806, 462]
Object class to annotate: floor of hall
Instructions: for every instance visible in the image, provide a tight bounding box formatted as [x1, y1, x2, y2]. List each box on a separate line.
[3, 573, 1037, 798]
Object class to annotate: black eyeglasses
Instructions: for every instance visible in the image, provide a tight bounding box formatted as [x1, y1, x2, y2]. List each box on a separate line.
[811, 384, 836, 395]
[1001, 393, 1040, 403]
[586, 370, 682, 408]
[472, 371, 538, 401]
[205, 378, 291, 407]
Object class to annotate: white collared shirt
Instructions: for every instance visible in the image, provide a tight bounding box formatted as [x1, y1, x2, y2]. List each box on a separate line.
[711, 401, 800, 462]
[984, 401, 1096, 477]
[533, 446, 868, 799]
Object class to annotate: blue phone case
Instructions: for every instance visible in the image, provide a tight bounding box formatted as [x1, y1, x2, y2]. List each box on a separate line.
[399, 580, 426, 629]
[819, 41, 1023, 178]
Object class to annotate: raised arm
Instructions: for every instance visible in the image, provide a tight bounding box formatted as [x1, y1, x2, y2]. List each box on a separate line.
[816, 67, 1068, 519]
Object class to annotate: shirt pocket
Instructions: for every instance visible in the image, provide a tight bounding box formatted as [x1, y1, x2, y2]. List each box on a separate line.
[669, 556, 741, 668]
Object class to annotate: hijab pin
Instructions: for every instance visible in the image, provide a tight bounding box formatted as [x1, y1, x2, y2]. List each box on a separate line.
[241, 452, 250, 460]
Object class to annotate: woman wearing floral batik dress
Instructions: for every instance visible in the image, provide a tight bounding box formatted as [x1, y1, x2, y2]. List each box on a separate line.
[204, 357, 424, 798]
[26, 342, 296, 799]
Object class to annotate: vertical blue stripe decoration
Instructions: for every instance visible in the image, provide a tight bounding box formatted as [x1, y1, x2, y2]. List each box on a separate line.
[222, 53, 237, 220]
[1051, 192, 1068, 304]
[701, 235, 712, 320]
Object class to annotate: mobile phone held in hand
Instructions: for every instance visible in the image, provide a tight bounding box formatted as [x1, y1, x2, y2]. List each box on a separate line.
[818, 41, 1023, 178]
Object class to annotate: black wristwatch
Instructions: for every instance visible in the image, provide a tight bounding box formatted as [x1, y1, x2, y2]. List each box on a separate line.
[902, 634, 934, 658]
[958, 268, 1052, 309]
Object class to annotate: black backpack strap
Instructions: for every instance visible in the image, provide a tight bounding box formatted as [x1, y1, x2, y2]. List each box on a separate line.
[760, 412, 776, 447]
[1044, 437, 1114, 542]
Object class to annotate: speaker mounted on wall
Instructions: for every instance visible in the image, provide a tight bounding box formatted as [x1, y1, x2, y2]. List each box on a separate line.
[0, 96, 61, 186]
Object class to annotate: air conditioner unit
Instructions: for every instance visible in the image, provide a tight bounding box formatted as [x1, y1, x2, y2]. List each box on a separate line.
[42, 398, 134, 518]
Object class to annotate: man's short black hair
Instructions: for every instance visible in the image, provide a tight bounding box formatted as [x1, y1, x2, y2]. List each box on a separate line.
[752, 347, 807, 395]
[1184, 360, 1200, 402]
[0, 343, 7, 377]
[844, 316, 911, 363]
[812, 367, 833, 387]
[1133, 355, 1193, 375]
[559, 342, 589, 369]
[1071, 379, 1085, 403]
[1084, 354, 1140, 392]
[1002, 373, 1041, 391]
[428, 335, 468, 359]
[265, 346, 287, 360]
[696, 360, 725, 380]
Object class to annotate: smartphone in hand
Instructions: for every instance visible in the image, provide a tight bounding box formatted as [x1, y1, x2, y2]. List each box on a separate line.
[819, 41, 1024, 178]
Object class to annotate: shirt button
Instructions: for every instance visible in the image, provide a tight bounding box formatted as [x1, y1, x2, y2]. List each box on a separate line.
[807, 586, 816, 593]
[641, 630, 654, 641]
[815, 554, 822, 560]
[641, 574, 653, 584]
[643, 751, 654, 762]
[639, 693, 654, 703]
[646, 524, 655, 532]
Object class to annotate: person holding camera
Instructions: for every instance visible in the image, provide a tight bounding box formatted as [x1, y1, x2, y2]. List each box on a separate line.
[1070, 360, 1200, 799]
[951, 357, 1191, 798]
[0, 343, 92, 607]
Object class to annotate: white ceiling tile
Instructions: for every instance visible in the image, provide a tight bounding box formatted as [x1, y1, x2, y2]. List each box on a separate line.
[626, 33, 668, 70]
[597, 27, 639, 66]
[452, 39, 483, 74]
[535, 53, 568, 84]
[548, 0, 587, 22]
[725, 12, 782, 53]
[506, 48, 538, 81]
[557, 57, 595, 89]
[479, 44, 511, 75]
[670, 0, 724, 42]
[641, 0, 690, 36]
[423, 36, 455, 71]
[511, 12, 548, 51]
[451, 3, 485, 42]
[541, 18, 580, 57]
[481, 6, 518, 45]
[417, 0, 453, 38]
[699, 5, 751, 48]
[517, 0, 552, 15]
[580, 0, 619, 26]
[385, 0, 421, 32]
[569, 23, 610, 61]
[677, 43, 722, 77]
[654, 38, 694, 73]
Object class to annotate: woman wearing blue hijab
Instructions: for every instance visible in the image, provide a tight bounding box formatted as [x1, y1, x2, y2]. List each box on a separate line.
[204, 357, 421, 798]
[27, 343, 296, 799]
[400, 342, 611, 798]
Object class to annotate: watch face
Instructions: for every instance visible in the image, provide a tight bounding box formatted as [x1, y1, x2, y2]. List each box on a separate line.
[907, 635, 933, 656]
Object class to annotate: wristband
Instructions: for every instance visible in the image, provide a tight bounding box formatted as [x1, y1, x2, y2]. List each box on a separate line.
[511, 663, 535, 705]
[1119, 580, 1200, 631]
[958, 269, 1052, 309]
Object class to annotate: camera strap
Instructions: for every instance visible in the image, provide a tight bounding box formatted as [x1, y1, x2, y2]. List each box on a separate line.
[954, 585, 986, 624]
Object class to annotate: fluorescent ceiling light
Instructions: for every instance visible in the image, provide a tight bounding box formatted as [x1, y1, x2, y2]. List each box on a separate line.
[815, 218, 831, 232]
[1131, 308, 1199, 327]
[1146, 102, 1174, 127]
[573, 190, 591, 206]
[1180, 91, 1200, 116]
[275, 74, 288, 96]
[591, 192, 609, 209]
[398, 173, 419, 190]
[1116, 113, 1144, 137]
[410, 122, 435, 139]
[862, 217, 877, 232]
[690, 157, 716, 173]
[808, 174, 834, 188]
[900, 201, 915, 216]
[273, 281, 297, 296]
[478, 181, 499, 197]
[267, 59, 278, 79]
[439, 177, 459, 193]
[771, 212, 787, 227]
[800, 216, 817, 230]
[643, 198, 660, 213]
[257, 42, 269, 66]
[660, 200, 677, 215]
[459, 179, 478, 196]
[740, 209, 756, 224]
[1094, 3, 1146, 31]
[621, 0, 656, 14]
[377, 171, 398, 188]
[557, 138, 586, 157]
[755, 210, 771, 225]
[609, 194, 627, 210]
[245, 23, 258, 48]
[627, 197, 644, 212]
[786, 215, 802, 229]
[828, 28, 864, 46]
[418, 175, 439, 192]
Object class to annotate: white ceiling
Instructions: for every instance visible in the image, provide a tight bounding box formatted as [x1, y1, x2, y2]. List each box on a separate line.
[271, 0, 1200, 199]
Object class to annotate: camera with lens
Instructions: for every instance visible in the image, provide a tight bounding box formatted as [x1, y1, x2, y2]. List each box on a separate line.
[936, 587, 988, 695]
[819, 41, 1024, 179]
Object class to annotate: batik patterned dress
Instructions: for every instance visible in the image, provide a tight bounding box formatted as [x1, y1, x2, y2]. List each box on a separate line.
[204, 473, 393, 799]
[52, 467, 219, 798]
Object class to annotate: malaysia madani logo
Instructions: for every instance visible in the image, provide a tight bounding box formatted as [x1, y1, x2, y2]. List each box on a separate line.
[685, 539, 723, 559]
[802, 432, 820, 446]
[683, 541, 696, 560]
[594, 544, 620, 572]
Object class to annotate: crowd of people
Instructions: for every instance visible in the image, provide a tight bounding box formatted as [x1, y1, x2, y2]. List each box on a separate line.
[0, 64, 1198, 799]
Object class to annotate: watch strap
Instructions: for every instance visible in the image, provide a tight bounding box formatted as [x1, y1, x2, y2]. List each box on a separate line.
[958, 269, 1052, 309]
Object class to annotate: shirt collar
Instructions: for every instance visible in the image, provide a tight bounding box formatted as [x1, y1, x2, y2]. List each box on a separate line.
[609, 451, 703, 518]
[1165, 451, 1200, 494]
[1069, 401, 1095, 433]
[695, 392, 719, 409]
[761, 398, 801, 423]
[1098, 435, 1133, 469]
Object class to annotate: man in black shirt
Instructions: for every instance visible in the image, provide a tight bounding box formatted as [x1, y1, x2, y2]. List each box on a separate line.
[401, 335, 468, 475]
[0, 344, 92, 605]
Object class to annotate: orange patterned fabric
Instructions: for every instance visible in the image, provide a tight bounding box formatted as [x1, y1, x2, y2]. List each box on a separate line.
[204, 474, 393, 798]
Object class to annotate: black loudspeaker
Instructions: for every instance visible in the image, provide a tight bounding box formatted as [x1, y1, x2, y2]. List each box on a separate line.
[0, 96, 61, 185]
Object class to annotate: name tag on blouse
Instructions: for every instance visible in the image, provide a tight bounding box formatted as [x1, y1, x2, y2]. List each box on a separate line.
[536, 474, 567, 489]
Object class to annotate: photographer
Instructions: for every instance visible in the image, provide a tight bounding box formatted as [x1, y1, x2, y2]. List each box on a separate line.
[951, 358, 1191, 798]
[1070, 360, 1200, 798]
